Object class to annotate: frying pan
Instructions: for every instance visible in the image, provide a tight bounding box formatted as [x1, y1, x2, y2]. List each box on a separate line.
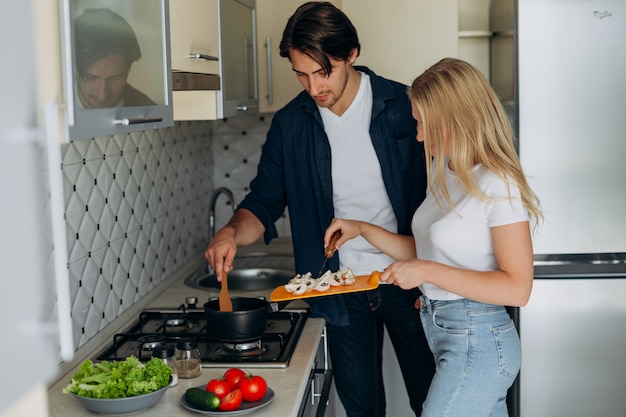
[203, 297, 290, 342]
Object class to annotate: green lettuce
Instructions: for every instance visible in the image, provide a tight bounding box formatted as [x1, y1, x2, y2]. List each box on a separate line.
[62, 356, 172, 399]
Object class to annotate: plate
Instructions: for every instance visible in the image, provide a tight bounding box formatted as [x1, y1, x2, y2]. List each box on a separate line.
[72, 382, 169, 414]
[181, 387, 275, 415]
[269, 271, 381, 302]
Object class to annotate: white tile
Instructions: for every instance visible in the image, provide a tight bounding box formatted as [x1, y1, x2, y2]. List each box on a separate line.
[57, 116, 288, 352]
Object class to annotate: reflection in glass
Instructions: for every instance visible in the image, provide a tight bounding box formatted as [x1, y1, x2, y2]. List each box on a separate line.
[73, 7, 156, 108]
[63, 0, 172, 141]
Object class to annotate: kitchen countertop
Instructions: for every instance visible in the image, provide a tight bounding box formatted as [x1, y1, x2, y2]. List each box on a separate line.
[47, 317, 324, 417]
[48, 239, 326, 417]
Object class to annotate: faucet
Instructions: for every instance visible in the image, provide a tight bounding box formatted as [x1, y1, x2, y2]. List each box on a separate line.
[209, 187, 236, 241]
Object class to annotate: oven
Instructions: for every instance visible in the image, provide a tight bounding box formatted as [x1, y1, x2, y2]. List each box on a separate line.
[95, 297, 309, 369]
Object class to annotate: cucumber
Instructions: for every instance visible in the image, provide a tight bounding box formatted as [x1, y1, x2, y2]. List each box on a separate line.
[185, 387, 220, 411]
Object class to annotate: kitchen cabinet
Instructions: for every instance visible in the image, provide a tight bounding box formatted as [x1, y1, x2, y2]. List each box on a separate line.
[169, 0, 221, 120]
[170, 0, 258, 120]
[218, 0, 258, 118]
[60, 0, 174, 140]
[256, 0, 344, 114]
[169, 0, 220, 75]
[297, 327, 333, 417]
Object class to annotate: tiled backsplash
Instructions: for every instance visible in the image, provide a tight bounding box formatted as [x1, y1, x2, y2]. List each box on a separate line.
[62, 122, 213, 348]
[211, 114, 290, 237]
[58, 113, 288, 353]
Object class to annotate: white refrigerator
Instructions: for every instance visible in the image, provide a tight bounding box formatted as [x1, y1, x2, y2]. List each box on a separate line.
[517, 1, 626, 416]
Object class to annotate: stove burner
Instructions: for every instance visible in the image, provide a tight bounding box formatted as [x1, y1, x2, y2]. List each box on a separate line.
[224, 339, 262, 352]
[165, 317, 186, 327]
[138, 334, 166, 351]
[219, 339, 266, 357]
[159, 312, 189, 328]
[96, 309, 309, 368]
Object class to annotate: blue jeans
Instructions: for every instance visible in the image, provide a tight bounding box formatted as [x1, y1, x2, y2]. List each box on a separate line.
[418, 296, 520, 417]
[326, 285, 435, 417]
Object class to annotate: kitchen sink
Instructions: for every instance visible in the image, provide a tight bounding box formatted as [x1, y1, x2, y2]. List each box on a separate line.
[184, 265, 294, 291]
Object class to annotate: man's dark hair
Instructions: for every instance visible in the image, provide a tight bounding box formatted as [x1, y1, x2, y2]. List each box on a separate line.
[279, 1, 361, 75]
[74, 8, 141, 80]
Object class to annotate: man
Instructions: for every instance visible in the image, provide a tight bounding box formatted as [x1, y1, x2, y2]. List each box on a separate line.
[73, 8, 156, 108]
[205, 2, 434, 416]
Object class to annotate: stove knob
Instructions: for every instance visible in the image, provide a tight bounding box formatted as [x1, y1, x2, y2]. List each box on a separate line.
[186, 297, 198, 309]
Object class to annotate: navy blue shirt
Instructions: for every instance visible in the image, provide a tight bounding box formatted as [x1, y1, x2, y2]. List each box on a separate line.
[238, 66, 427, 325]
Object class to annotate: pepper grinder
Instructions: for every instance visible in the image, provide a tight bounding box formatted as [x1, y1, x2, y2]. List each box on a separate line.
[152, 345, 178, 386]
[175, 338, 202, 379]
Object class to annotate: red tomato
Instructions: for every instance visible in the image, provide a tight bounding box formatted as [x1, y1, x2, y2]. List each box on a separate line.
[218, 389, 243, 411]
[223, 367, 246, 388]
[205, 378, 231, 399]
[239, 374, 268, 402]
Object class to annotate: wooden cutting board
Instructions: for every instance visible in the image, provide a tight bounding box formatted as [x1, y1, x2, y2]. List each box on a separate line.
[269, 271, 381, 302]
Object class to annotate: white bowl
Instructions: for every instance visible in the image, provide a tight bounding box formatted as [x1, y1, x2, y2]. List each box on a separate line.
[72, 382, 169, 414]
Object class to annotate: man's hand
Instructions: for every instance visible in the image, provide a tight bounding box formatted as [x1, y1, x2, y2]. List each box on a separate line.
[204, 208, 266, 281]
[205, 226, 237, 281]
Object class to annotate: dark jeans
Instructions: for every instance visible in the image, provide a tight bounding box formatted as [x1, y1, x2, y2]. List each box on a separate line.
[326, 285, 435, 417]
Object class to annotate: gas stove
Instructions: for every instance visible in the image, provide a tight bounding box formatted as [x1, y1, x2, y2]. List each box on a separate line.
[95, 300, 309, 369]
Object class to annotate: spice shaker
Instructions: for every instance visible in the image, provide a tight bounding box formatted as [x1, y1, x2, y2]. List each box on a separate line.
[152, 345, 178, 386]
[175, 338, 202, 378]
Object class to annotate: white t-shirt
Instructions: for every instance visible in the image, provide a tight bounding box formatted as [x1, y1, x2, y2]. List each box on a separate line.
[319, 72, 397, 275]
[412, 163, 530, 300]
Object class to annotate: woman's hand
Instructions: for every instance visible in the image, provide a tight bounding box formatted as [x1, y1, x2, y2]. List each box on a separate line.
[323, 218, 364, 251]
[380, 259, 427, 290]
[324, 218, 417, 261]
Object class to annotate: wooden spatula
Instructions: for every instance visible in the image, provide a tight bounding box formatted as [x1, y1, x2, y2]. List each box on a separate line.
[219, 272, 233, 312]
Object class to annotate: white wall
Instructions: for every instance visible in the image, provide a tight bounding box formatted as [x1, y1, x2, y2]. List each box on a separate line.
[342, 0, 459, 86]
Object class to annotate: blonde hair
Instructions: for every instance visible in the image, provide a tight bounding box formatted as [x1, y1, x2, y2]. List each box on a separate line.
[408, 57, 542, 227]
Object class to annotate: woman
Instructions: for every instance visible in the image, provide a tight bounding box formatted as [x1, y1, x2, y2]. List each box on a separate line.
[324, 57, 542, 417]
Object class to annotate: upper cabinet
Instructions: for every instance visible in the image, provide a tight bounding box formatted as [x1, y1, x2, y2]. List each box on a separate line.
[60, 0, 174, 141]
[170, 0, 257, 120]
[218, 0, 258, 118]
[169, 0, 220, 75]
[255, 0, 307, 113]
[169, 0, 221, 120]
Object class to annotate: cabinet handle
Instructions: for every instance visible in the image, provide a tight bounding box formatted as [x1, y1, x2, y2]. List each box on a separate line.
[235, 105, 259, 111]
[309, 369, 333, 416]
[187, 53, 219, 61]
[243, 37, 250, 100]
[492, 30, 514, 38]
[113, 117, 164, 126]
[458, 30, 493, 38]
[266, 36, 273, 105]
